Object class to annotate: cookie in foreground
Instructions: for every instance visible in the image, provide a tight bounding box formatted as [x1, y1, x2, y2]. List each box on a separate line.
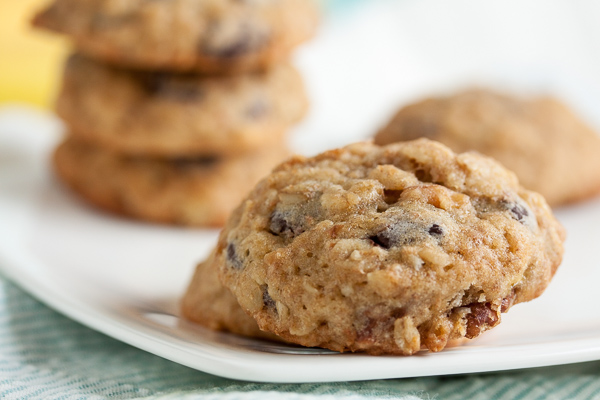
[53, 136, 288, 227]
[56, 54, 308, 157]
[214, 139, 565, 355]
[374, 89, 600, 206]
[32, 0, 319, 74]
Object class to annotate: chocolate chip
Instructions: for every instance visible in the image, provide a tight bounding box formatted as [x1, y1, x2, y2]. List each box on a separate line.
[269, 211, 303, 239]
[201, 21, 269, 59]
[140, 74, 204, 101]
[261, 285, 276, 310]
[428, 224, 443, 236]
[226, 242, 243, 269]
[369, 232, 392, 249]
[214, 38, 255, 58]
[269, 211, 290, 235]
[391, 308, 406, 319]
[171, 155, 219, 169]
[508, 202, 529, 223]
[473, 197, 532, 226]
[164, 85, 204, 101]
[140, 73, 167, 94]
[369, 217, 435, 249]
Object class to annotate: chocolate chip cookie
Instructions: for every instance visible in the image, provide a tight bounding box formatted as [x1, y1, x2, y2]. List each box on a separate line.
[53, 135, 288, 227]
[375, 89, 600, 206]
[215, 139, 565, 355]
[56, 54, 308, 157]
[32, 0, 319, 74]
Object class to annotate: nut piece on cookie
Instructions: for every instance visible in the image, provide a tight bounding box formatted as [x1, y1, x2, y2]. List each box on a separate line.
[32, 0, 319, 74]
[213, 139, 565, 355]
[374, 89, 600, 206]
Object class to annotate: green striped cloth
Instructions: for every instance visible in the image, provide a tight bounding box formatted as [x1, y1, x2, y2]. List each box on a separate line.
[1, 275, 600, 400]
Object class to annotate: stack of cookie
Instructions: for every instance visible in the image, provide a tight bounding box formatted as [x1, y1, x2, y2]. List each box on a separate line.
[32, 0, 319, 226]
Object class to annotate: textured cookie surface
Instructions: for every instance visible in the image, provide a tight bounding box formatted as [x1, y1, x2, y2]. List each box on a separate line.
[53, 136, 288, 227]
[181, 249, 279, 341]
[57, 54, 308, 157]
[375, 89, 600, 206]
[33, 0, 318, 73]
[216, 139, 565, 355]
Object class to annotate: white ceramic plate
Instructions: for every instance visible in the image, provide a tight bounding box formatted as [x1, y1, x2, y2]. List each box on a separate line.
[1, 108, 600, 384]
[4, 1, 600, 383]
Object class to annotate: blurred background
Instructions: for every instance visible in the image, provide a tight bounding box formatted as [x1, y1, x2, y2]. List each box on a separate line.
[2, 0, 600, 152]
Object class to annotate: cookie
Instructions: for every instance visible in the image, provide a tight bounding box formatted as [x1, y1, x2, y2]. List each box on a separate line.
[53, 135, 288, 227]
[215, 139, 565, 355]
[374, 89, 600, 206]
[32, 0, 319, 74]
[56, 54, 308, 157]
[181, 249, 279, 341]
[181, 217, 467, 348]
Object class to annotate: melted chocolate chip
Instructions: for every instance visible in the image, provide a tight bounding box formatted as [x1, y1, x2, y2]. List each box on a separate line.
[171, 155, 219, 170]
[140, 74, 204, 101]
[215, 38, 255, 58]
[140, 73, 167, 94]
[369, 232, 392, 249]
[165, 85, 204, 101]
[269, 211, 302, 239]
[508, 202, 529, 223]
[201, 21, 269, 59]
[226, 242, 243, 269]
[428, 224, 443, 236]
[261, 285, 276, 310]
[473, 197, 532, 226]
[369, 217, 436, 250]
